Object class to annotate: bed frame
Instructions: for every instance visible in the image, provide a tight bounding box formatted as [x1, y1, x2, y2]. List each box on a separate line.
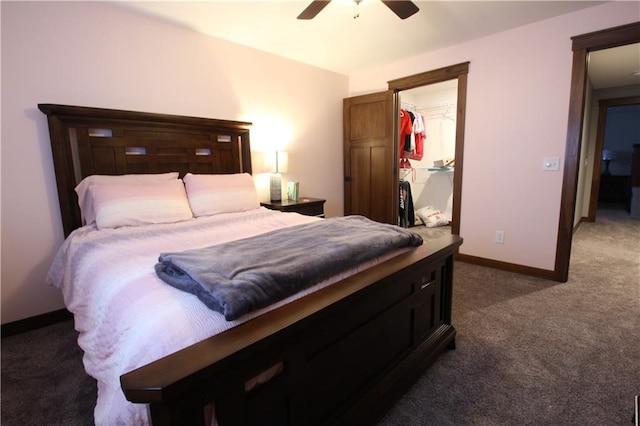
[39, 103, 462, 425]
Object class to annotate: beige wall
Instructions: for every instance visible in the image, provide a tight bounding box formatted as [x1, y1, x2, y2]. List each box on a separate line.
[2, 1, 638, 324]
[348, 2, 638, 270]
[1, 1, 348, 323]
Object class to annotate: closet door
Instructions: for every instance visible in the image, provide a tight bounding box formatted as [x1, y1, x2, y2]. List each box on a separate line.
[343, 90, 398, 224]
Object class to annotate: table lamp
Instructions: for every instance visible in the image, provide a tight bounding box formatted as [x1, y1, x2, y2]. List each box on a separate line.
[264, 151, 288, 201]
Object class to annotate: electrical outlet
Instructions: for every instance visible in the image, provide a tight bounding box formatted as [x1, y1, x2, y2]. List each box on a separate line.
[495, 230, 505, 244]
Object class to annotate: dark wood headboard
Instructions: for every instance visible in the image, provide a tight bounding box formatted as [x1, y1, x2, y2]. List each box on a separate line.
[38, 104, 252, 237]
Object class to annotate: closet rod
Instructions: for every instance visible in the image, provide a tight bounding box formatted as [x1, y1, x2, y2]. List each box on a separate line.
[401, 101, 457, 112]
[401, 101, 423, 110]
[421, 102, 457, 111]
[424, 113, 456, 121]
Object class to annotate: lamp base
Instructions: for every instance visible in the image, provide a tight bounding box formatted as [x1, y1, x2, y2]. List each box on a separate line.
[602, 159, 612, 176]
[270, 173, 282, 201]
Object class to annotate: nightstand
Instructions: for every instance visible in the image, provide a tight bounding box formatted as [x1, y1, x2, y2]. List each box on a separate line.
[599, 175, 630, 207]
[261, 197, 326, 217]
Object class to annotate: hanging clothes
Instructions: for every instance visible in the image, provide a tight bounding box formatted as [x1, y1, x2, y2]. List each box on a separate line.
[399, 109, 413, 155]
[399, 108, 425, 161]
[399, 180, 415, 228]
[404, 111, 416, 155]
[408, 112, 425, 161]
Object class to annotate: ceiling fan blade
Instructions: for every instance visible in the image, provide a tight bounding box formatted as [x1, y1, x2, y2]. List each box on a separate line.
[297, 1, 331, 20]
[381, 1, 419, 19]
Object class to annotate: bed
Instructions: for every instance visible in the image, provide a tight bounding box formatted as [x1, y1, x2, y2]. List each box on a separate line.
[39, 103, 463, 426]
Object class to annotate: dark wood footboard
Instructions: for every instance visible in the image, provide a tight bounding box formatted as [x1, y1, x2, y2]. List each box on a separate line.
[121, 234, 462, 425]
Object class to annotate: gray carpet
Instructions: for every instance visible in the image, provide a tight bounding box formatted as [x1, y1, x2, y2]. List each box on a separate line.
[380, 207, 640, 425]
[1, 318, 96, 425]
[1, 208, 638, 425]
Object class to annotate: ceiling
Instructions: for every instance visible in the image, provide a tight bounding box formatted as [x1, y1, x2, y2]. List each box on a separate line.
[113, 1, 639, 87]
[589, 43, 640, 89]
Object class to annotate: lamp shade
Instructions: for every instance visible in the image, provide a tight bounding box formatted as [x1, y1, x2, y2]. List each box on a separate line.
[602, 149, 616, 161]
[263, 151, 288, 174]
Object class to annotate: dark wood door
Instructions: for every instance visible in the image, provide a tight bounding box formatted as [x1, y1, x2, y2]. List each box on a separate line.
[343, 91, 398, 224]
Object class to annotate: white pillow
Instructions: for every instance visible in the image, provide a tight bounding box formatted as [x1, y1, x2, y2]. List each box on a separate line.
[183, 173, 259, 217]
[416, 206, 449, 228]
[89, 180, 193, 229]
[75, 172, 179, 225]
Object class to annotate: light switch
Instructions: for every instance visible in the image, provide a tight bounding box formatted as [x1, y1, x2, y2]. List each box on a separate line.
[543, 157, 560, 171]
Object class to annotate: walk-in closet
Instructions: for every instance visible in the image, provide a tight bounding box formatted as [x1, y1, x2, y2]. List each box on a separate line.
[399, 79, 458, 229]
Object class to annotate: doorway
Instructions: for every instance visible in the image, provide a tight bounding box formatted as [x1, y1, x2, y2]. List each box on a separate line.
[388, 62, 469, 236]
[586, 97, 640, 219]
[557, 21, 640, 282]
[342, 62, 468, 233]
[398, 80, 458, 231]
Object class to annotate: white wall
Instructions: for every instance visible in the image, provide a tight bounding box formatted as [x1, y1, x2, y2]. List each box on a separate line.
[0, 2, 348, 323]
[349, 2, 639, 270]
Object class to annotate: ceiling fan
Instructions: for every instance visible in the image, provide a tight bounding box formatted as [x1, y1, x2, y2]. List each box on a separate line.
[297, 0, 419, 20]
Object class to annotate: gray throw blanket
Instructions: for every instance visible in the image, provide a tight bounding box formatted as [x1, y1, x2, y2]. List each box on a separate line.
[155, 215, 422, 320]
